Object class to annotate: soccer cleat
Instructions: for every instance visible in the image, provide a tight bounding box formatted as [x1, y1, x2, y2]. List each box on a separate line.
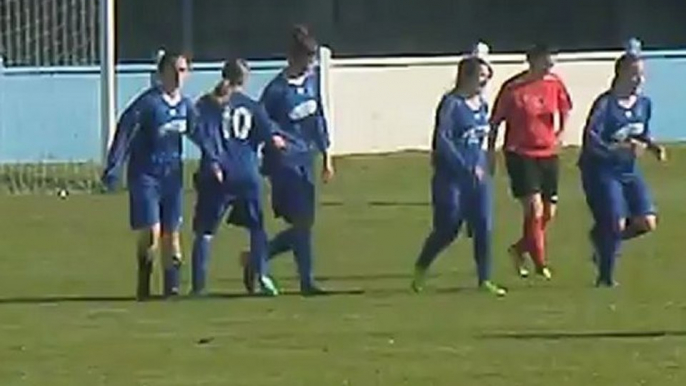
[163, 256, 182, 298]
[595, 278, 619, 288]
[239, 251, 256, 294]
[589, 231, 599, 267]
[508, 244, 530, 278]
[480, 281, 507, 297]
[411, 267, 428, 293]
[301, 284, 327, 296]
[136, 258, 153, 301]
[536, 266, 553, 281]
[258, 276, 280, 297]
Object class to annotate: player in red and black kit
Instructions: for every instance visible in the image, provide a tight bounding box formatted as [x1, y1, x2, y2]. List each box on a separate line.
[488, 44, 572, 280]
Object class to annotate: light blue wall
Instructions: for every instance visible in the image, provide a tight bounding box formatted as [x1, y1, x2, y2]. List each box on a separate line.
[0, 60, 284, 163]
[1, 52, 685, 163]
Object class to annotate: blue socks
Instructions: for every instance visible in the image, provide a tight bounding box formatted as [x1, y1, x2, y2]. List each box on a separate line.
[596, 226, 621, 286]
[268, 227, 296, 259]
[415, 226, 459, 270]
[291, 227, 314, 289]
[250, 228, 269, 278]
[163, 254, 182, 296]
[191, 234, 212, 294]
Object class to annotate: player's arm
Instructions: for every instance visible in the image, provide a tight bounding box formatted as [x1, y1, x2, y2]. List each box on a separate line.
[487, 84, 510, 173]
[635, 98, 666, 161]
[101, 96, 144, 189]
[556, 79, 573, 141]
[314, 97, 334, 182]
[252, 104, 286, 150]
[434, 97, 469, 176]
[192, 101, 224, 180]
[583, 95, 618, 160]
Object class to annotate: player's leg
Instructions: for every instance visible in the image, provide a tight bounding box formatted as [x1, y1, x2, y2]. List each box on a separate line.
[623, 173, 658, 241]
[581, 166, 602, 265]
[412, 174, 463, 292]
[265, 170, 297, 260]
[129, 177, 162, 300]
[228, 198, 279, 296]
[504, 152, 540, 278]
[467, 175, 506, 296]
[190, 176, 230, 295]
[593, 176, 626, 287]
[540, 155, 560, 230]
[159, 173, 185, 298]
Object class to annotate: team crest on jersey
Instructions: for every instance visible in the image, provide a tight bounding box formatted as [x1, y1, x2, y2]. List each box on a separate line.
[159, 118, 187, 135]
[289, 99, 318, 121]
[612, 122, 645, 142]
[463, 125, 490, 145]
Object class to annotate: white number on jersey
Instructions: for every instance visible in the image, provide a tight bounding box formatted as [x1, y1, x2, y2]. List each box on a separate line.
[222, 106, 253, 140]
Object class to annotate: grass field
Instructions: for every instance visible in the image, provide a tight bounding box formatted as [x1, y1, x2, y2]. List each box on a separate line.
[0, 149, 685, 386]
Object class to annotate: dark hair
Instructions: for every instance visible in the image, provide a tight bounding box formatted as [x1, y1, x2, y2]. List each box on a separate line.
[455, 56, 491, 88]
[611, 53, 641, 88]
[526, 44, 553, 62]
[221, 58, 249, 86]
[289, 24, 317, 59]
[157, 51, 188, 73]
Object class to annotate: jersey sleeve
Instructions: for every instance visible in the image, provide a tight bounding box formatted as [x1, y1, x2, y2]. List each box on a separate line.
[433, 96, 469, 174]
[192, 99, 222, 164]
[556, 78, 573, 113]
[637, 97, 653, 142]
[102, 93, 146, 181]
[312, 97, 331, 153]
[251, 103, 278, 146]
[582, 94, 614, 160]
[490, 83, 512, 126]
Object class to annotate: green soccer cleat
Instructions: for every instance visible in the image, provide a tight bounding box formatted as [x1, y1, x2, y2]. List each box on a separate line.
[537, 266, 553, 281]
[508, 244, 530, 278]
[258, 276, 279, 297]
[480, 281, 507, 297]
[411, 267, 428, 293]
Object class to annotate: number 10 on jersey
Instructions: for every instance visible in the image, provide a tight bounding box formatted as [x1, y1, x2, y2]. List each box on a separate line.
[222, 106, 253, 140]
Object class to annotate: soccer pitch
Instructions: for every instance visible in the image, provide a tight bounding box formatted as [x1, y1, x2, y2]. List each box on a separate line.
[0, 149, 685, 385]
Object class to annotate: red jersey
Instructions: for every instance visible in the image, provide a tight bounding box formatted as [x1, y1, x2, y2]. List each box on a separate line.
[492, 71, 572, 157]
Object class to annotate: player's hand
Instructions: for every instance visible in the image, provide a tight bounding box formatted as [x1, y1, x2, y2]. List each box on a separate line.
[652, 145, 667, 162]
[272, 135, 287, 150]
[474, 166, 485, 182]
[322, 157, 335, 184]
[629, 138, 647, 157]
[487, 151, 497, 175]
[211, 164, 224, 183]
[100, 172, 118, 193]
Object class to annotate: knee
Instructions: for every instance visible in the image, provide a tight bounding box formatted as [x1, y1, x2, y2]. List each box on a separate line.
[138, 225, 161, 252]
[291, 217, 314, 230]
[543, 203, 557, 222]
[638, 215, 658, 233]
[524, 195, 544, 218]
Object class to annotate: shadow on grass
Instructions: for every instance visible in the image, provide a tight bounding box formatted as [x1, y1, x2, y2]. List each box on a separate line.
[0, 288, 367, 305]
[479, 330, 686, 340]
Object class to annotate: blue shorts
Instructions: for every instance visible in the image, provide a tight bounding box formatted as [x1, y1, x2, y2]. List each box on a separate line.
[192, 174, 264, 235]
[431, 171, 493, 232]
[581, 167, 656, 225]
[269, 165, 315, 224]
[128, 171, 183, 232]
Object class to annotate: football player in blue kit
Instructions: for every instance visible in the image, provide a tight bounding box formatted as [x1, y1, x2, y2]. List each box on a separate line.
[247, 25, 334, 295]
[190, 59, 286, 296]
[578, 42, 667, 287]
[102, 52, 202, 300]
[411, 55, 507, 297]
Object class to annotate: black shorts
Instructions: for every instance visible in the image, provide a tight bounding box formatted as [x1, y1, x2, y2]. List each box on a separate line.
[504, 151, 559, 203]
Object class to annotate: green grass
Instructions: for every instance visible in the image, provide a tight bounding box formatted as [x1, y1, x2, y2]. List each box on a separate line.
[1, 149, 686, 386]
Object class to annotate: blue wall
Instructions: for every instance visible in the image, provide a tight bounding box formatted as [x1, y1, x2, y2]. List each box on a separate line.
[0, 60, 284, 163]
[1, 52, 685, 163]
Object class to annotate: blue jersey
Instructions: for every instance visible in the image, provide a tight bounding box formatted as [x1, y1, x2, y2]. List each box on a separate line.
[431, 93, 490, 177]
[195, 91, 275, 185]
[104, 86, 199, 181]
[579, 91, 652, 175]
[259, 70, 330, 171]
